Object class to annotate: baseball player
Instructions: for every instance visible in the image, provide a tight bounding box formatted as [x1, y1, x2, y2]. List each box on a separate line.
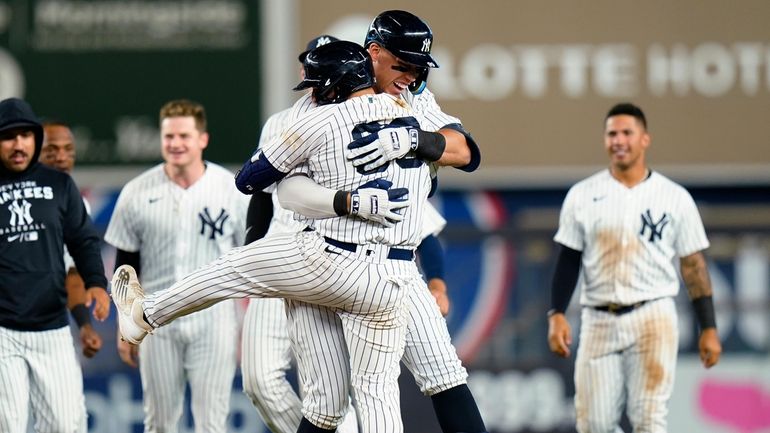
[239, 34, 365, 433]
[0, 97, 110, 433]
[40, 121, 102, 358]
[104, 100, 247, 433]
[278, 11, 486, 433]
[547, 103, 722, 433]
[110, 41, 452, 433]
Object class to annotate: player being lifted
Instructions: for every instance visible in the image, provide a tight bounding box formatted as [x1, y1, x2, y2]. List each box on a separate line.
[272, 10, 486, 433]
[111, 41, 480, 433]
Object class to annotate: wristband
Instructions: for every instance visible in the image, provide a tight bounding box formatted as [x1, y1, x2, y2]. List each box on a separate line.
[414, 130, 446, 162]
[71, 304, 91, 328]
[692, 295, 717, 330]
[333, 190, 349, 216]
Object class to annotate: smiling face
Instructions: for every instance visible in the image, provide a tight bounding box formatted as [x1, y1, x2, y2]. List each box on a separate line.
[604, 114, 650, 173]
[160, 116, 208, 170]
[368, 43, 424, 96]
[0, 128, 36, 172]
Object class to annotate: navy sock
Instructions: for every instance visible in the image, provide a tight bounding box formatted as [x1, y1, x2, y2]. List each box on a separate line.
[297, 417, 335, 433]
[431, 384, 487, 433]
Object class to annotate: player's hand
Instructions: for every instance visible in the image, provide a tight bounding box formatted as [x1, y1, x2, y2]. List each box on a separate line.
[86, 287, 111, 321]
[351, 179, 409, 227]
[347, 127, 416, 172]
[698, 328, 722, 369]
[428, 278, 450, 316]
[547, 312, 572, 358]
[117, 332, 140, 368]
[79, 324, 102, 358]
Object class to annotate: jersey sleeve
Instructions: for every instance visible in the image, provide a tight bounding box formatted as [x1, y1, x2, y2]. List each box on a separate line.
[553, 187, 584, 251]
[61, 177, 107, 289]
[674, 190, 710, 256]
[104, 184, 141, 252]
[411, 88, 461, 130]
[259, 110, 328, 173]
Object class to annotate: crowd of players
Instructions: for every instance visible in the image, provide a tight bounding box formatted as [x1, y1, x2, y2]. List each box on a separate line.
[0, 8, 720, 433]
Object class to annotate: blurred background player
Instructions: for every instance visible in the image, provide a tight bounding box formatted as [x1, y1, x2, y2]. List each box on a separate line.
[0, 97, 109, 432]
[104, 99, 248, 433]
[547, 102, 722, 433]
[40, 121, 102, 358]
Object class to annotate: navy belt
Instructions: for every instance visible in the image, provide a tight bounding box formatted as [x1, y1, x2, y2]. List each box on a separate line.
[592, 300, 648, 315]
[323, 237, 414, 261]
[303, 228, 413, 261]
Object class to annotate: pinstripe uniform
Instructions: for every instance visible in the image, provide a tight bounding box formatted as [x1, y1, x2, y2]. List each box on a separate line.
[138, 93, 434, 433]
[104, 163, 247, 433]
[241, 107, 313, 433]
[554, 169, 709, 433]
[284, 90, 468, 421]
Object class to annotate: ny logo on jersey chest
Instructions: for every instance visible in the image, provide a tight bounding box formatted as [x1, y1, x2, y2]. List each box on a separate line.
[199, 207, 229, 240]
[639, 209, 670, 243]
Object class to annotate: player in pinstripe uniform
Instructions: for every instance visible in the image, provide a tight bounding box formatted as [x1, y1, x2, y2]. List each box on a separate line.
[0, 97, 110, 433]
[239, 35, 363, 433]
[110, 41, 465, 433]
[547, 103, 722, 433]
[104, 100, 247, 433]
[277, 11, 485, 433]
[40, 121, 103, 358]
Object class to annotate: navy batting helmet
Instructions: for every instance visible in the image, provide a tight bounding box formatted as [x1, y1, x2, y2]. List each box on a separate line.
[364, 10, 439, 68]
[293, 41, 375, 105]
[298, 34, 339, 63]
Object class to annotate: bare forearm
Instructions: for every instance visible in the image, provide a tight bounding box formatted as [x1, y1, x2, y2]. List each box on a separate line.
[680, 252, 712, 299]
[436, 129, 471, 167]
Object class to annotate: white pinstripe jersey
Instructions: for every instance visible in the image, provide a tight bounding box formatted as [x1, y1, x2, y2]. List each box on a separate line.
[260, 93, 432, 248]
[104, 163, 249, 294]
[257, 107, 306, 236]
[554, 169, 709, 306]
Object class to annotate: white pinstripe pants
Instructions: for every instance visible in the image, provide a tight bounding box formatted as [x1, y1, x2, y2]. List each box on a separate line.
[0, 325, 86, 433]
[574, 297, 678, 433]
[144, 231, 416, 433]
[139, 303, 237, 433]
[286, 275, 468, 429]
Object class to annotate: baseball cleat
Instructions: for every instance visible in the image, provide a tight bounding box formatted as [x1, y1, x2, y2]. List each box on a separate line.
[111, 264, 153, 344]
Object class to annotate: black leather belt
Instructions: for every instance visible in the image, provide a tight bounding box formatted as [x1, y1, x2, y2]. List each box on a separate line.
[304, 227, 414, 261]
[592, 300, 648, 315]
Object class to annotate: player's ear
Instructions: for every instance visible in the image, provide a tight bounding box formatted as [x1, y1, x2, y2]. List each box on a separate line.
[199, 131, 210, 149]
[641, 131, 651, 149]
[368, 44, 381, 63]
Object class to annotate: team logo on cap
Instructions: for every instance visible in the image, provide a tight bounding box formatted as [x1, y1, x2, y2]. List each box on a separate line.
[316, 36, 332, 48]
[421, 38, 431, 53]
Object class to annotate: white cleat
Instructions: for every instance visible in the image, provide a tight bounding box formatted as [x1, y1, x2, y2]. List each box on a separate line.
[111, 264, 153, 344]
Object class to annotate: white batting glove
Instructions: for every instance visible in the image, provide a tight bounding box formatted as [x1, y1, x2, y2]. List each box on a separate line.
[350, 187, 409, 228]
[347, 127, 418, 173]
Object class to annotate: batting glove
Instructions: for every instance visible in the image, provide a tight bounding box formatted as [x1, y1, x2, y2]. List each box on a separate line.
[347, 127, 418, 173]
[350, 179, 409, 228]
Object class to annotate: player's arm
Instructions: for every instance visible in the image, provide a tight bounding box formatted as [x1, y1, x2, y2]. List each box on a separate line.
[62, 177, 110, 321]
[416, 234, 449, 316]
[276, 174, 409, 227]
[66, 268, 103, 358]
[680, 251, 722, 368]
[245, 192, 273, 245]
[547, 244, 582, 358]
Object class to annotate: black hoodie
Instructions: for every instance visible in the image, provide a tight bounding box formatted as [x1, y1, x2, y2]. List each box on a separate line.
[0, 98, 108, 331]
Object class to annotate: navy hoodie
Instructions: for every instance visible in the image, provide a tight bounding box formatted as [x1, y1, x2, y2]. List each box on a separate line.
[0, 98, 107, 331]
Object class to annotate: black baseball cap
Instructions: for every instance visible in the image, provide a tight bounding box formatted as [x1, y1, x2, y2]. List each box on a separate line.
[298, 35, 340, 62]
